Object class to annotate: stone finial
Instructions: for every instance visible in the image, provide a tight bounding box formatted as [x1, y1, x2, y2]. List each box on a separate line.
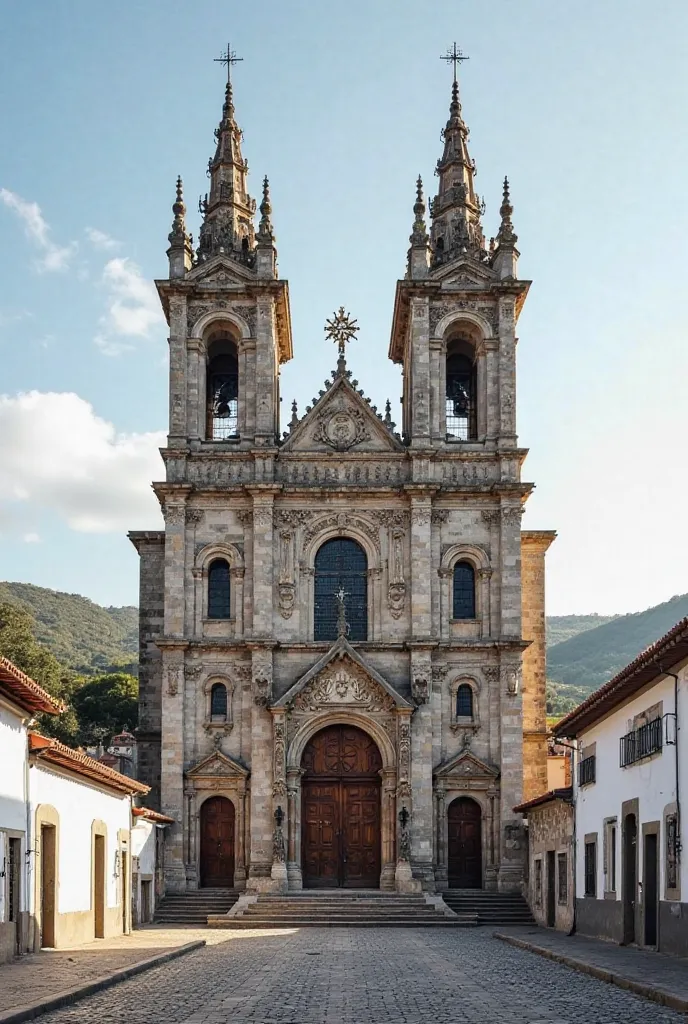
[257, 175, 274, 242]
[497, 176, 517, 246]
[167, 176, 192, 278]
[409, 175, 429, 246]
[289, 399, 299, 429]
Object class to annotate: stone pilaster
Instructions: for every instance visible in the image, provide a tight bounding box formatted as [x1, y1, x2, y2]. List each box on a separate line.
[250, 489, 278, 638]
[167, 295, 187, 448]
[247, 644, 275, 890]
[409, 647, 434, 889]
[270, 709, 288, 891]
[498, 658, 525, 891]
[521, 530, 557, 801]
[409, 494, 433, 639]
[255, 298, 277, 441]
[497, 297, 517, 448]
[161, 489, 191, 638]
[499, 506, 523, 638]
[158, 641, 188, 892]
[409, 296, 430, 444]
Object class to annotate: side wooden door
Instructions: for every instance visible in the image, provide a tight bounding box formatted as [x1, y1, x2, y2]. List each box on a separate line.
[447, 797, 482, 888]
[302, 782, 340, 887]
[342, 782, 381, 888]
[200, 796, 235, 888]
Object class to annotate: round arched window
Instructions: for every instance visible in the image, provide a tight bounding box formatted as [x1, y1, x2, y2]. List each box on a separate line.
[314, 538, 368, 642]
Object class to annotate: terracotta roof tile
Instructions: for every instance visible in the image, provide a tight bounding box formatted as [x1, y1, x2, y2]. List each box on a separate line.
[29, 732, 150, 795]
[132, 807, 175, 824]
[0, 657, 63, 715]
[514, 787, 573, 813]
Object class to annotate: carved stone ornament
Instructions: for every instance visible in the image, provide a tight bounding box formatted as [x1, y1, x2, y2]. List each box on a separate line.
[236, 509, 253, 525]
[482, 665, 500, 683]
[431, 509, 449, 525]
[231, 304, 257, 336]
[185, 508, 204, 525]
[411, 506, 432, 526]
[272, 825, 286, 862]
[293, 666, 396, 713]
[504, 668, 520, 696]
[273, 719, 287, 797]
[313, 401, 371, 452]
[302, 512, 380, 552]
[278, 582, 295, 618]
[502, 506, 524, 524]
[411, 675, 430, 706]
[163, 504, 186, 525]
[388, 581, 406, 620]
[398, 826, 411, 862]
[253, 672, 272, 707]
[253, 506, 274, 529]
[397, 721, 411, 798]
[481, 509, 501, 525]
[428, 300, 498, 336]
[371, 510, 410, 528]
[166, 666, 183, 696]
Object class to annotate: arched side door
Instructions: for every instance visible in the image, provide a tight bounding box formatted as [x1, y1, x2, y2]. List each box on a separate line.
[447, 797, 482, 889]
[200, 796, 235, 888]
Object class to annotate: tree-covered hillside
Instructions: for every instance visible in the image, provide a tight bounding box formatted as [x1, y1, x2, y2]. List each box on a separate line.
[0, 582, 137, 674]
[546, 613, 617, 648]
[547, 593, 688, 692]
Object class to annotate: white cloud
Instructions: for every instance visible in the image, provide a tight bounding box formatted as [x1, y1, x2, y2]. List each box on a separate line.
[96, 257, 164, 355]
[85, 227, 120, 251]
[23, 533, 41, 543]
[0, 391, 164, 534]
[0, 188, 76, 272]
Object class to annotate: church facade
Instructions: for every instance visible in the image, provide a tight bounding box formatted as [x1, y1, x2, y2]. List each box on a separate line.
[130, 64, 555, 895]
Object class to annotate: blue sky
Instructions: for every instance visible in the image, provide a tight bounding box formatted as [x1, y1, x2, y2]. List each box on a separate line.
[1, 0, 686, 616]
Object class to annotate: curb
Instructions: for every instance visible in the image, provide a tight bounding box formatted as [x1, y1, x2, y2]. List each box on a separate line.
[493, 931, 688, 1014]
[0, 940, 206, 1024]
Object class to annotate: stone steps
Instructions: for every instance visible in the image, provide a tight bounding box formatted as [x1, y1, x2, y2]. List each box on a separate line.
[442, 890, 534, 925]
[208, 891, 478, 928]
[154, 888, 241, 924]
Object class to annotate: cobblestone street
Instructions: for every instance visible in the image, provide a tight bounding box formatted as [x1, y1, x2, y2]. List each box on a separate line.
[25, 927, 684, 1024]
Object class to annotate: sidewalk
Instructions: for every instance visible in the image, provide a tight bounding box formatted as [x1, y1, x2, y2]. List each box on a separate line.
[495, 925, 688, 1014]
[0, 925, 235, 1023]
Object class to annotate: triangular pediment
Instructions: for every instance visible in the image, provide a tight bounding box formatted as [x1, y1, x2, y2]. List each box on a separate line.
[275, 636, 412, 711]
[186, 750, 249, 779]
[434, 749, 499, 781]
[281, 374, 404, 454]
[433, 258, 497, 288]
[184, 253, 256, 287]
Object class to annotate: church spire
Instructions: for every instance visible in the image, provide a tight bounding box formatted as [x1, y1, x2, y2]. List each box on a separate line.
[195, 47, 257, 267]
[167, 176, 192, 279]
[491, 176, 520, 279]
[430, 47, 488, 268]
[407, 175, 430, 279]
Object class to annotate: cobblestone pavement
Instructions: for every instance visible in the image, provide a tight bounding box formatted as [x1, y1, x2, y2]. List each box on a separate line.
[25, 927, 684, 1024]
[1, 925, 235, 1012]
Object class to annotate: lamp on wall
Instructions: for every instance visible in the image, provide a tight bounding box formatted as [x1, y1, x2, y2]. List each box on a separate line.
[398, 806, 410, 828]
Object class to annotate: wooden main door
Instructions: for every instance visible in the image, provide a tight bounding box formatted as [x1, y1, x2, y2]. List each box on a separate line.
[200, 796, 235, 888]
[302, 725, 382, 888]
[447, 797, 482, 889]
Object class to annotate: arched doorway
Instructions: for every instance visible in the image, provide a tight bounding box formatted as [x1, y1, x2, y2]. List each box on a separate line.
[301, 724, 381, 888]
[447, 797, 482, 889]
[200, 796, 235, 888]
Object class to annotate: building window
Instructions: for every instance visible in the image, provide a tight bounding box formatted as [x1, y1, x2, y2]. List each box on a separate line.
[667, 814, 678, 890]
[619, 716, 663, 767]
[578, 754, 596, 786]
[207, 336, 239, 440]
[207, 559, 231, 619]
[534, 858, 542, 904]
[604, 819, 617, 893]
[446, 347, 477, 440]
[456, 684, 474, 719]
[210, 683, 228, 720]
[452, 561, 476, 619]
[557, 852, 567, 904]
[584, 841, 597, 897]
[314, 538, 368, 642]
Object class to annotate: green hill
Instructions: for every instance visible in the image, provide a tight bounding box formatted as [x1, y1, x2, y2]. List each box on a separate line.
[0, 582, 138, 674]
[546, 613, 617, 647]
[547, 593, 688, 693]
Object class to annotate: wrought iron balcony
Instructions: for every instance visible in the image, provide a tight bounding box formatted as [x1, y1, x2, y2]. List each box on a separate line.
[578, 754, 596, 787]
[619, 716, 663, 767]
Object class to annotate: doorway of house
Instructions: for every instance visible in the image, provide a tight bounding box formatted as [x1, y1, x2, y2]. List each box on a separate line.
[8, 838, 21, 954]
[623, 813, 637, 944]
[546, 850, 556, 927]
[644, 832, 658, 947]
[40, 824, 56, 948]
[301, 725, 382, 888]
[447, 797, 482, 888]
[200, 796, 236, 887]
[94, 833, 105, 938]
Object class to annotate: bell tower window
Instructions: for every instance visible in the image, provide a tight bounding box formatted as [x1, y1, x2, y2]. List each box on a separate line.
[207, 559, 231, 619]
[207, 334, 239, 440]
[446, 339, 477, 441]
[452, 560, 476, 619]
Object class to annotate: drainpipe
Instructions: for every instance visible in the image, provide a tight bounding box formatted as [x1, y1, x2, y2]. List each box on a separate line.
[554, 736, 578, 936]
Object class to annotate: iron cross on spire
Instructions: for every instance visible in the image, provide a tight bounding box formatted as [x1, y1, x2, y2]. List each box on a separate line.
[214, 43, 243, 84]
[441, 42, 469, 82]
[325, 306, 359, 359]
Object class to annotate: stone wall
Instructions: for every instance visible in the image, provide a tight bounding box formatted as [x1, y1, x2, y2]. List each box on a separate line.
[525, 796, 574, 931]
[521, 531, 556, 802]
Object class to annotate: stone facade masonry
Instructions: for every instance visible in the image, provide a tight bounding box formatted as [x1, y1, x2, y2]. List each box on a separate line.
[129, 72, 556, 896]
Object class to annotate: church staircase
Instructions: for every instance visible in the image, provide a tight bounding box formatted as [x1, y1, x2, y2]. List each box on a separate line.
[208, 890, 478, 928]
[441, 889, 534, 925]
[154, 888, 241, 925]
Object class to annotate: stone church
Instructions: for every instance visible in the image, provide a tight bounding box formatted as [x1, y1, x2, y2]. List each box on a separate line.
[129, 61, 555, 895]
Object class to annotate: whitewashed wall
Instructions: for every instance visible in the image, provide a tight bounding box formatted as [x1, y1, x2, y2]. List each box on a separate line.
[0, 702, 29, 833]
[574, 669, 686, 900]
[29, 765, 131, 914]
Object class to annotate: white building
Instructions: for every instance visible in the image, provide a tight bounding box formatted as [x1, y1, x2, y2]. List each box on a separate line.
[131, 806, 173, 925]
[0, 657, 150, 960]
[555, 617, 687, 955]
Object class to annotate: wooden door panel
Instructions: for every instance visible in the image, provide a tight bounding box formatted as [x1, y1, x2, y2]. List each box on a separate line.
[302, 783, 340, 887]
[448, 798, 482, 889]
[200, 796, 235, 888]
[342, 783, 380, 888]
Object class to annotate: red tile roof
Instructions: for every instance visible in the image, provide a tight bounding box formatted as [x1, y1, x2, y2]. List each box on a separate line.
[554, 616, 688, 738]
[514, 787, 573, 813]
[132, 806, 175, 824]
[0, 657, 63, 715]
[28, 733, 150, 795]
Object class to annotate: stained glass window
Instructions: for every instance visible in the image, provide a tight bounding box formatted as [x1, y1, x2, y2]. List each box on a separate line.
[453, 561, 476, 619]
[208, 559, 231, 619]
[314, 538, 367, 642]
